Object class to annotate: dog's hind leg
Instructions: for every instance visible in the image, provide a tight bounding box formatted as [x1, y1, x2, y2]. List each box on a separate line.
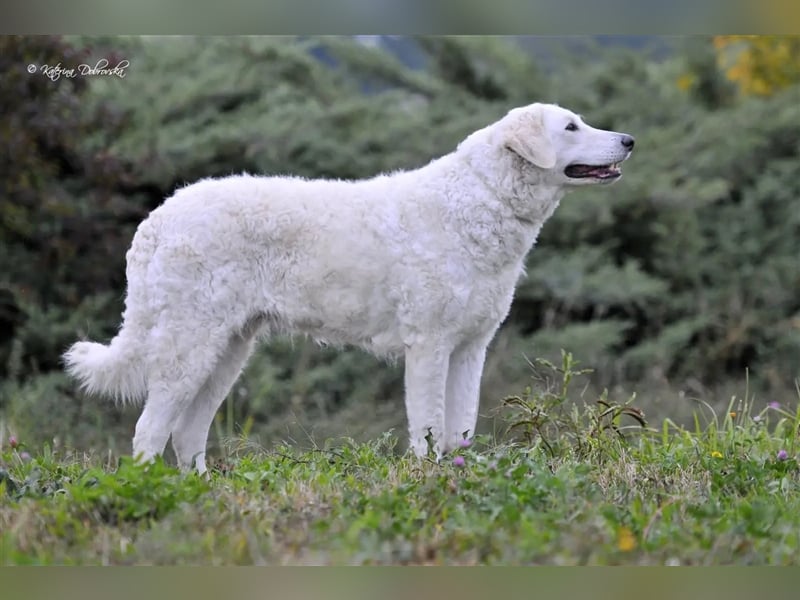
[170, 331, 257, 474]
[131, 315, 236, 465]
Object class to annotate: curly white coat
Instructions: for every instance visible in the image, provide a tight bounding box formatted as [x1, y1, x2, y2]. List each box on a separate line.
[64, 103, 634, 473]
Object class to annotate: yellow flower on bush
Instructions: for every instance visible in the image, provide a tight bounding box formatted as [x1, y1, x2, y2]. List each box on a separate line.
[676, 73, 696, 91]
[713, 35, 800, 96]
[617, 527, 636, 552]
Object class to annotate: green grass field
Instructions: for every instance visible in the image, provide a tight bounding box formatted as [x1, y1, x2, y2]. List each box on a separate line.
[2, 355, 799, 565]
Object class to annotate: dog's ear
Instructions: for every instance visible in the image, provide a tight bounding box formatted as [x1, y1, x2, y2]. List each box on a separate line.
[503, 105, 556, 169]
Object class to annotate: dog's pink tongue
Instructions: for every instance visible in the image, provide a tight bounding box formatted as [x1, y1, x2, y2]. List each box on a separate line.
[565, 164, 601, 177]
[566, 163, 620, 179]
[574, 165, 597, 176]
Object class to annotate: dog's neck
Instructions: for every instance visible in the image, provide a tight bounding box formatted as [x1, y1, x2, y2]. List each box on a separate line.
[508, 173, 565, 227]
[459, 143, 566, 227]
[430, 149, 563, 273]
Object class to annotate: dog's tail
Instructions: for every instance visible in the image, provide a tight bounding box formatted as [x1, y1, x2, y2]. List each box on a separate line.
[63, 334, 147, 404]
[64, 214, 160, 404]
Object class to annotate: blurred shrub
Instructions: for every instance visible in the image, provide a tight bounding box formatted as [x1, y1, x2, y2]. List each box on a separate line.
[527, 79, 799, 390]
[0, 36, 144, 377]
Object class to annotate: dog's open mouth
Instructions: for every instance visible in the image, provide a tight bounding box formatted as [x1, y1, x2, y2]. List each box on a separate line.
[564, 162, 622, 180]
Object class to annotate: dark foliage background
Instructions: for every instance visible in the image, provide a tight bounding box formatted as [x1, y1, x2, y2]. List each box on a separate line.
[1, 36, 798, 455]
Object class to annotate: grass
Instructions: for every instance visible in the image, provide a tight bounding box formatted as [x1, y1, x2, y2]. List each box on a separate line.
[2, 353, 799, 565]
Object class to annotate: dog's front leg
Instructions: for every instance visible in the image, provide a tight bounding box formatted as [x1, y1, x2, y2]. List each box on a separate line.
[443, 335, 492, 453]
[403, 341, 450, 459]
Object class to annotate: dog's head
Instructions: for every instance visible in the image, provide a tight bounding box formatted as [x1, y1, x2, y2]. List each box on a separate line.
[501, 103, 635, 186]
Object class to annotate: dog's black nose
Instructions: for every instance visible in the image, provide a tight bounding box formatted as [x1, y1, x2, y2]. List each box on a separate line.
[621, 134, 635, 150]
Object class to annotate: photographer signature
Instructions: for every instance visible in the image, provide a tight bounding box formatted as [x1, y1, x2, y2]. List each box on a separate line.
[29, 58, 130, 81]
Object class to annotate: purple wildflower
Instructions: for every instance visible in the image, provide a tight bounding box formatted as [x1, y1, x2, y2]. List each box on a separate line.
[452, 455, 466, 468]
[459, 438, 472, 448]
[768, 401, 780, 410]
[19, 451, 31, 462]
[777, 449, 789, 461]
[8, 436, 18, 449]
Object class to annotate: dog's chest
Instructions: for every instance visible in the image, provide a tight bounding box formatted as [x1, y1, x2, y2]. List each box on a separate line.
[389, 252, 524, 342]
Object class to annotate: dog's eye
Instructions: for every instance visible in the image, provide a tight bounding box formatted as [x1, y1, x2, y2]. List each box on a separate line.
[565, 122, 578, 131]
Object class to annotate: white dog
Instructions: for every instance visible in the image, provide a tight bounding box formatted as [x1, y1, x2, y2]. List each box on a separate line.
[64, 103, 634, 473]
